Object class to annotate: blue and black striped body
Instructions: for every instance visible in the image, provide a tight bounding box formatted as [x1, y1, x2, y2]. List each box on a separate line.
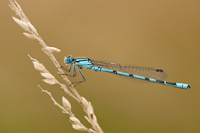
[64, 56, 191, 89]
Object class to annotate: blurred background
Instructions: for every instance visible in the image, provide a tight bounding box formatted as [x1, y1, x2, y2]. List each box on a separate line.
[1, 0, 199, 133]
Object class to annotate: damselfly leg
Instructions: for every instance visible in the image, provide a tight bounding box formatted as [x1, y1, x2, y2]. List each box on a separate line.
[58, 65, 86, 86]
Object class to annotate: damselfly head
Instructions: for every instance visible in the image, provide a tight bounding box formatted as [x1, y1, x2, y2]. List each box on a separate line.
[64, 55, 73, 64]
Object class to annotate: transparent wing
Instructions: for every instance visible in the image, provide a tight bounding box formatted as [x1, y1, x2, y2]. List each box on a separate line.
[91, 60, 168, 81]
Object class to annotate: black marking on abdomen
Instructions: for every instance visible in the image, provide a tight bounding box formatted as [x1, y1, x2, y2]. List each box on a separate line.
[145, 78, 149, 81]
[113, 70, 117, 74]
[129, 74, 133, 77]
[98, 67, 102, 71]
[166, 82, 177, 85]
[187, 85, 191, 89]
[156, 80, 164, 83]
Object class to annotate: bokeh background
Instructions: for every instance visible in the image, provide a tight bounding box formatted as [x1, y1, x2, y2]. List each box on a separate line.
[1, 0, 199, 133]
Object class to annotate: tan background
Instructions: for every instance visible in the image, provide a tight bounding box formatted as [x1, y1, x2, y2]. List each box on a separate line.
[1, 0, 200, 133]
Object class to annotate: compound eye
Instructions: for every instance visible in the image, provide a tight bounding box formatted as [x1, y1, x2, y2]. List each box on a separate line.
[64, 56, 73, 64]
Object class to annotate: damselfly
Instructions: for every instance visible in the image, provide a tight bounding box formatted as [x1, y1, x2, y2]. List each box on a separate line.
[60, 56, 191, 89]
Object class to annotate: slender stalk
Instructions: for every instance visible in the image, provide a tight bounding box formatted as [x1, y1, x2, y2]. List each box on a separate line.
[9, 0, 103, 132]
